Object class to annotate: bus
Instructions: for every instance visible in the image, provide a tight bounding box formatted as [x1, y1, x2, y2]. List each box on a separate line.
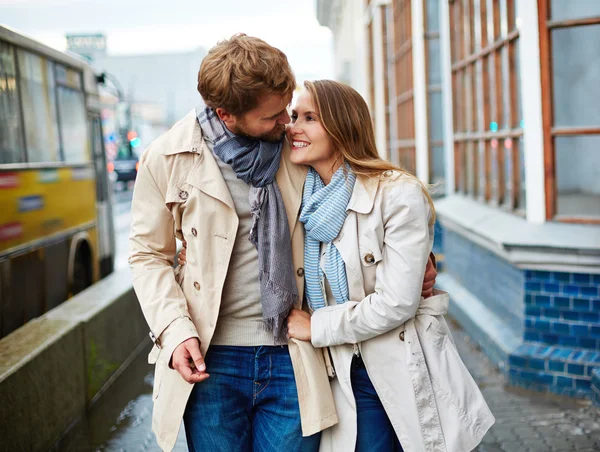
[0, 25, 115, 339]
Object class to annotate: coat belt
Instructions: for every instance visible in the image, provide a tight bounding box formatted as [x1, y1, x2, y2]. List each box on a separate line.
[404, 293, 449, 452]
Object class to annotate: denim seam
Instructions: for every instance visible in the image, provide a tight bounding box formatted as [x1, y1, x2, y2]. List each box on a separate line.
[254, 353, 272, 399]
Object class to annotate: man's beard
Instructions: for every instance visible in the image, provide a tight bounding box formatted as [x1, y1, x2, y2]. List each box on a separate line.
[232, 122, 286, 143]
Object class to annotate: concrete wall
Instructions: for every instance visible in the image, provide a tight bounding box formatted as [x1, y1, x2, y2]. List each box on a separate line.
[0, 269, 147, 451]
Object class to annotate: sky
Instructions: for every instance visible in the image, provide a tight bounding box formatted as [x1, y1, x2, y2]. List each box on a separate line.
[0, 0, 334, 81]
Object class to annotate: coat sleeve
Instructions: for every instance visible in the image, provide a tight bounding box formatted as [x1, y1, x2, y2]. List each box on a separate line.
[129, 151, 199, 360]
[311, 179, 432, 347]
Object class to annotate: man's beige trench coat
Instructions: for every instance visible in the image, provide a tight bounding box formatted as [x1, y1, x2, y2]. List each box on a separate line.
[129, 111, 338, 451]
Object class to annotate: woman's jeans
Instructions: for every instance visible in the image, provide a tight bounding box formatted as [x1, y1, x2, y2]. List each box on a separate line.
[183, 345, 321, 452]
[351, 355, 403, 452]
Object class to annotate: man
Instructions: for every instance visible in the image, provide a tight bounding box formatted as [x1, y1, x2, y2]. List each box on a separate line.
[129, 34, 437, 452]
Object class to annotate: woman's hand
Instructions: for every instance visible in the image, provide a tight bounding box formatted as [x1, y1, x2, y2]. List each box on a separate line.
[421, 254, 437, 298]
[177, 240, 187, 266]
[287, 309, 312, 341]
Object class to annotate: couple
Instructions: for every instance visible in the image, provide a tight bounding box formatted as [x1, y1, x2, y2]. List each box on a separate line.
[129, 34, 494, 452]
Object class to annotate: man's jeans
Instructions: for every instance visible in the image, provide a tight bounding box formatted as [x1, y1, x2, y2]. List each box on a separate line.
[351, 356, 403, 452]
[183, 345, 321, 452]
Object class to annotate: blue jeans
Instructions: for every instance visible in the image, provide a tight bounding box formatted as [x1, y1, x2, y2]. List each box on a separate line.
[351, 356, 403, 452]
[183, 345, 321, 452]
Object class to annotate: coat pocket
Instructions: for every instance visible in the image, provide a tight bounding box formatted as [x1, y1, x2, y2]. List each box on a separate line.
[422, 314, 449, 350]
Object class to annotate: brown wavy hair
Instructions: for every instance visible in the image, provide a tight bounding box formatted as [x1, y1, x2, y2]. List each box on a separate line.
[198, 34, 296, 116]
[304, 80, 436, 224]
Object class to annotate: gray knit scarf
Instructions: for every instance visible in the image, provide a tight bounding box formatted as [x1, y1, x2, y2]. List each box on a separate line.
[196, 100, 299, 341]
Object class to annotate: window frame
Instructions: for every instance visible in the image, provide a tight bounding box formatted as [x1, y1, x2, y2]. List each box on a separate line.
[538, 0, 600, 224]
[449, 0, 524, 215]
[0, 39, 88, 168]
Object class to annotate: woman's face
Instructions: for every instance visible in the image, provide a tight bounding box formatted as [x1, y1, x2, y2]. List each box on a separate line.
[286, 91, 338, 178]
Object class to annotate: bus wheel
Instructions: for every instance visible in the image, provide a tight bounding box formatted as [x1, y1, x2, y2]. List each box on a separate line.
[72, 242, 93, 295]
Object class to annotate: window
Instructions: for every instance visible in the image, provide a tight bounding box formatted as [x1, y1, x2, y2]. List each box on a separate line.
[17, 49, 61, 163]
[393, 0, 416, 174]
[0, 41, 25, 164]
[56, 65, 90, 163]
[539, 0, 600, 222]
[449, 0, 524, 213]
[425, 0, 446, 191]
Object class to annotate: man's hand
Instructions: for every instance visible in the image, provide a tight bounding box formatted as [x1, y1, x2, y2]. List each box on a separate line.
[177, 240, 187, 266]
[421, 254, 437, 298]
[287, 309, 312, 341]
[171, 337, 210, 384]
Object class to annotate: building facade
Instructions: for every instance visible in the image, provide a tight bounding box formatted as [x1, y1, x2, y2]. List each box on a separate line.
[318, 0, 600, 401]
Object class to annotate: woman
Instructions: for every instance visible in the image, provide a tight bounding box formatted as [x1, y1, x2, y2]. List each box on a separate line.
[284, 80, 494, 452]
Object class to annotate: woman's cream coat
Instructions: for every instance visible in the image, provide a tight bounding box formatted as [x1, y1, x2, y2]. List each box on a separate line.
[129, 111, 337, 451]
[311, 173, 495, 452]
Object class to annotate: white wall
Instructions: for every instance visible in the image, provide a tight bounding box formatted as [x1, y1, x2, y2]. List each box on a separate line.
[329, 0, 368, 97]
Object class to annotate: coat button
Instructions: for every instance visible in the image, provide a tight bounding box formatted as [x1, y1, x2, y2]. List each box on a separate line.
[399, 331, 405, 341]
[179, 190, 189, 200]
[383, 170, 394, 178]
[193, 281, 200, 291]
[297, 267, 305, 277]
[191, 227, 197, 237]
[364, 253, 375, 264]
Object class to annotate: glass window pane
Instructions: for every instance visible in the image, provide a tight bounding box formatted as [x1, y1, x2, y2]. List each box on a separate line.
[427, 91, 443, 141]
[478, 141, 486, 199]
[431, 145, 445, 191]
[0, 41, 25, 164]
[490, 138, 500, 202]
[57, 87, 90, 163]
[503, 140, 513, 207]
[552, 24, 600, 128]
[17, 50, 60, 163]
[514, 39, 523, 128]
[427, 38, 441, 85]
[466, 141, 476, 196]
[551, 0, 600, 21]
[555, 136, 600, 218]
[55, 65, 82, 90]
[426, 0, 440, 32]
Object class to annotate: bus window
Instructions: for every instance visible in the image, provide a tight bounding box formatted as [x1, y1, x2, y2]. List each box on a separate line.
[56, 65, 90, 163]
[17, 49, 60, 163]
[0, 41, 25, 164]
[90, 115, 109, 202]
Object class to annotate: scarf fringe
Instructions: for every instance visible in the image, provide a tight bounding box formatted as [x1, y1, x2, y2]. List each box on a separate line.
[259, 268, 300, 342]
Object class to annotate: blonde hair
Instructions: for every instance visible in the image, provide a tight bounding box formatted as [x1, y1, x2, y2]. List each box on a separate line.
[304, 80, 436, 224]
[198, 34, 296, 115]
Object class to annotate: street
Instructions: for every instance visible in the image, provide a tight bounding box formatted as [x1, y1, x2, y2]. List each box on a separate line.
[61, 194, 600, 451]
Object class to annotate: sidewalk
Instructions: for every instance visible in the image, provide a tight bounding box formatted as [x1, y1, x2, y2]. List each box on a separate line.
[90, 318, 600, 452]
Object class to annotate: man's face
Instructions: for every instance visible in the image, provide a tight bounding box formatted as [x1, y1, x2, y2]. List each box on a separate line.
[226, 93, 292, 143]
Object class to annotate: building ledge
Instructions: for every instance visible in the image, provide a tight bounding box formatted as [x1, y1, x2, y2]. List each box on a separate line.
[435, 195, 600, 273]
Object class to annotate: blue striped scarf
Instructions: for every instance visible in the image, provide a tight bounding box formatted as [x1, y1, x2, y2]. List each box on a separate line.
[300, 164, 356, 310]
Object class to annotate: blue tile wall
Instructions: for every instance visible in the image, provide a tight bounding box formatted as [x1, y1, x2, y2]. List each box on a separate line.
[444, 230, 525, 337]
[441, 227, 600, 399]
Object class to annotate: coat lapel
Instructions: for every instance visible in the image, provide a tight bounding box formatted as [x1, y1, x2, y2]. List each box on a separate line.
[334, 176, 381, 301]
[171, 111, 235, 210]
[333, 213, 366, 300]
